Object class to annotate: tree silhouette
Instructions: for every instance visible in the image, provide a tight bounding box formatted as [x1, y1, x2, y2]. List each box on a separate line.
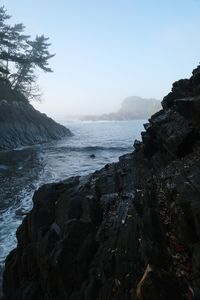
[0, 6, 55, 101]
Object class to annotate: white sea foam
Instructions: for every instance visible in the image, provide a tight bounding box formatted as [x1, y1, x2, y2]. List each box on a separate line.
[0, 120, 145, 281]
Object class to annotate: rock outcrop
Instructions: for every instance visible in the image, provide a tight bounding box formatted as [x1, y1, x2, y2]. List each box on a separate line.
[3, 66, 200, 299]
[67, 96, 161, 122]
[0, 81, 72, 150]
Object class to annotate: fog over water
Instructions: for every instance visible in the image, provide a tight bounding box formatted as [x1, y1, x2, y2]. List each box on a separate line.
[1, 0, 200, 297]
[2, 0, 200, 119]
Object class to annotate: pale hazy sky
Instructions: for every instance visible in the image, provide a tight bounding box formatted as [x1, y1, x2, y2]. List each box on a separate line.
[2, 0, 200, 119]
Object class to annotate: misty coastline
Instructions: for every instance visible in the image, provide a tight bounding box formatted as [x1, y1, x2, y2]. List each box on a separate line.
[64, 96, 161, 122]
[3, 65, 200, 299]
[1, 0, 200, 299]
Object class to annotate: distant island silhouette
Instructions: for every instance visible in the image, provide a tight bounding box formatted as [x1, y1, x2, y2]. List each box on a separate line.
[65, 96, 161, 121]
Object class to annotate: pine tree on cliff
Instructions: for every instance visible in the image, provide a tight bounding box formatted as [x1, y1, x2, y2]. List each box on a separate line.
[11, 35, 55, 100]
[0, 7, 29, 77]
[0, 6, 55, 101]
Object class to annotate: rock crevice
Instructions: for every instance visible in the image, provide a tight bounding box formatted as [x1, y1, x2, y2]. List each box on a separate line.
[3, 66, 200, 299]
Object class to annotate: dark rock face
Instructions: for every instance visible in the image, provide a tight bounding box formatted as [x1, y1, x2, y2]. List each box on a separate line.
[3, 66, 200, 299]
[162, 65, 200, 109]
[0, 100, 72, 150]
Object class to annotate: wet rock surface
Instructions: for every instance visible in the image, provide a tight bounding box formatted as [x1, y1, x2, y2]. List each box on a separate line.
[3, 66, 200, 299]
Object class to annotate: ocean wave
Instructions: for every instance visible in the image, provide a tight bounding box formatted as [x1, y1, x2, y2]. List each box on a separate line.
[0, 164, 8, 170]
[56, 145, 132, 152]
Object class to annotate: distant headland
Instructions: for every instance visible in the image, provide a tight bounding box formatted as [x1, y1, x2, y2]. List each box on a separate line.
[65, 96, 161, 121]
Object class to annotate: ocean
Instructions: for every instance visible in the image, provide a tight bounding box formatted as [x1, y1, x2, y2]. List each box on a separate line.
[0, 120, 145, 285]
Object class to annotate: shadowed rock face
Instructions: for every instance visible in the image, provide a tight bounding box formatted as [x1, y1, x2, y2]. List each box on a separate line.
[0, 100, 72, 150]
[0, 84, 72, 150]
[3, 66, 200, 299]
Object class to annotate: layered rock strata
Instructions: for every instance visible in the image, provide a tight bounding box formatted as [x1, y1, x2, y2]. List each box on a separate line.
[3, 66, 200, 299]
[0, 83, 72, 150]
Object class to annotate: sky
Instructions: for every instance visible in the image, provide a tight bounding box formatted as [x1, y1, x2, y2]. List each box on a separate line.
[2, 0, 200, 119]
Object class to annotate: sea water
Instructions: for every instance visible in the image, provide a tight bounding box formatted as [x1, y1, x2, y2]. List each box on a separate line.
[0, 120, 145, 285]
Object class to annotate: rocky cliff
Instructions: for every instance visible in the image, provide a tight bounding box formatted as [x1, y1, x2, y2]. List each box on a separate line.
[0, 82, 72, 150]
[3, 66, 200, 299]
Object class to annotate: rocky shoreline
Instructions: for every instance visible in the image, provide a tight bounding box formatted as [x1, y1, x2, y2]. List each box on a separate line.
[2, 66, 200, 299]
[0, 96, 72, 151]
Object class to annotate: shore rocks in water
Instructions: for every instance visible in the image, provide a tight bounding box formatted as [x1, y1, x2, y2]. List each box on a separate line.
[3, 66, 200, 299]
[0, 98, 72, 151]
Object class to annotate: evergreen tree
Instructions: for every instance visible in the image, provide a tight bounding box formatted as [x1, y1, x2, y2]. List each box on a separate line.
[0, 6, 55, 101]
[12, 35, 55, 92]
